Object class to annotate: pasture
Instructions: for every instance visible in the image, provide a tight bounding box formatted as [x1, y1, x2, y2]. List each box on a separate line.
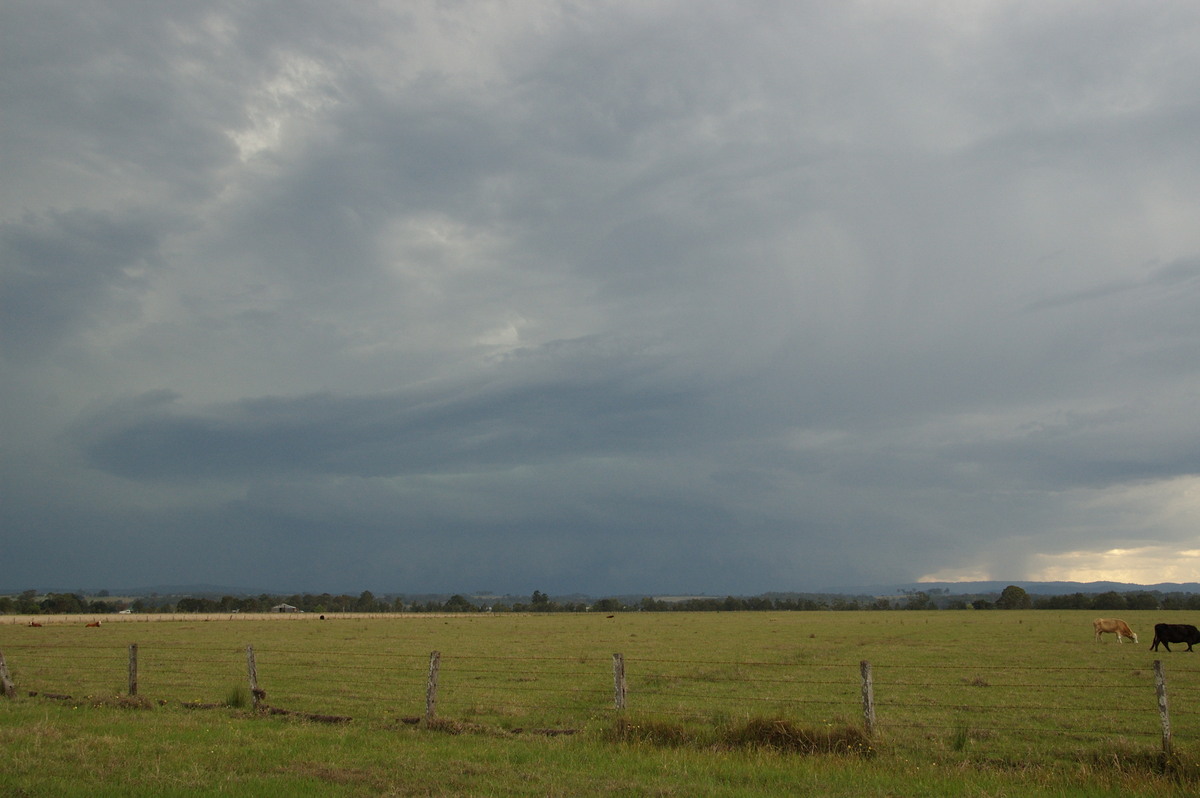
[2, 609, 1199, 796]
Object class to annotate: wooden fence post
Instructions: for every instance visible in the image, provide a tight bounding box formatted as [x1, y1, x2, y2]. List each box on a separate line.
[1154, 660, 1172, 763]
[127, 644, 138, 696]
[860, 660, 876, 737]
[247, 645, 262, 709]
[612, 653, 627, 711]
[425, 651, 441, 721]
[0, 651, 15, 699]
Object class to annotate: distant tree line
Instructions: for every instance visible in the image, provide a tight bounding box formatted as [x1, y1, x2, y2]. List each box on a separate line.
[0, 591, 118, 615]
[6, 585, 1200, 615]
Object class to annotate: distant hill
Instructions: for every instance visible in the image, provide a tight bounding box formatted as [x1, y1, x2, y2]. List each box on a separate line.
[826, 580, 1200, 596]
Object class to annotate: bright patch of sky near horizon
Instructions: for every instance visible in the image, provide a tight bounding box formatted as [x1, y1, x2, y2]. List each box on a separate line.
[921, 549, 1200, 586]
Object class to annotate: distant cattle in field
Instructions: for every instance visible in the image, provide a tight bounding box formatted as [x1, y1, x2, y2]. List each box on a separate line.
[1150, 623, 1200, 652]
[27, 621, 42, 627]
[84, 621, 101, 628]
[1093, 618, 1137, 643]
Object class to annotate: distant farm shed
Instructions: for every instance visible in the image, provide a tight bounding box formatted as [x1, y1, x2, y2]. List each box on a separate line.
[271, 603, 299, 613]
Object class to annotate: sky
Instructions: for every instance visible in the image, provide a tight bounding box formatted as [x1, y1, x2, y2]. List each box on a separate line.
[4, 1, 1200, 597]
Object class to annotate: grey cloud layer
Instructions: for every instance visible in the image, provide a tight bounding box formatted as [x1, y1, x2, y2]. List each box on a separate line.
[4, 1, 1200, 594]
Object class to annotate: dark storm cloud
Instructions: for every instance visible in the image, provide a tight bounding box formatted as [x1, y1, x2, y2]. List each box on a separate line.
[5, 1, 1200, 594]
[76, 340, 702, 480]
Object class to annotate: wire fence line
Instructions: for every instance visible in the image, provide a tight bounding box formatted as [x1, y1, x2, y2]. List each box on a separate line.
[1, 641, 1197, 753]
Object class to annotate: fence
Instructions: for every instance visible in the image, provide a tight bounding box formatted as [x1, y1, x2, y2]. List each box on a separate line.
[2, 639, 1198, 759]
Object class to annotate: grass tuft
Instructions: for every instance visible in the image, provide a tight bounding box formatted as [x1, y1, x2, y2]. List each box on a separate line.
[601, 716, 693, 747]
[1081, 742, 1200, 783]
[721, 717, 873, 756]
[951, 723, 971, 752]
[224, 685, 249, 709]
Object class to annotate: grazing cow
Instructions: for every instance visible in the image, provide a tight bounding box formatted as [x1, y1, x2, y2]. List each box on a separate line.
[1150, 623, 1200, 652]
[1093, 618, 1137, 644]
[85, 621, 102, 628]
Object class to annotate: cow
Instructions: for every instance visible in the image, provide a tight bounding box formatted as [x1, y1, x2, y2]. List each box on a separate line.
[1093, 618, 1137, 644]
[27, 621, 42, 627]
[1150, 623, 1200, 652]
[84, 621, 102, 628]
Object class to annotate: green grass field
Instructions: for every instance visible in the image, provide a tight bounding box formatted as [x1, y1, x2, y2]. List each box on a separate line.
[2, 610, 1199, 796]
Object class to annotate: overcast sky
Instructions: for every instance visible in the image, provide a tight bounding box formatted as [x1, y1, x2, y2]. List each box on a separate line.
[4, 1, 1200, 596]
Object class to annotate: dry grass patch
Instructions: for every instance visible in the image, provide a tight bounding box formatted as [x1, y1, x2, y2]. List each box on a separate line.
[602, 716, 694, 747]
[87, 694, 154, 710]
[720, 717, 874, 756]
[601, 714, 875, 757]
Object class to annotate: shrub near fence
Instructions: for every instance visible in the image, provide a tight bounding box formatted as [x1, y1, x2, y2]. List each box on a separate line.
[3, 639, 1199, 762]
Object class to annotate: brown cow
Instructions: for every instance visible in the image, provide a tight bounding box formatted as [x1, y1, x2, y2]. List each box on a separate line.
[27, 621, 42, 627]
[1093, 617, 1137, 643]
[85, 621, 102, 628]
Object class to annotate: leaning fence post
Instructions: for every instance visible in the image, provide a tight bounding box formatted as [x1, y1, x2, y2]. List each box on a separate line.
[425, 651, 441, 721]
[1155, 660, 1172, 763]
[128, 644, 138, 696]
[612, 653, 627, 711]
[247, 645, 262, 709]
[860, 660, 876, 737]
[0, 651, 15, 699]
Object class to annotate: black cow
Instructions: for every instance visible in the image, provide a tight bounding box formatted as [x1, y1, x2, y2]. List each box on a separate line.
[1150, 623, 1200, 652]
